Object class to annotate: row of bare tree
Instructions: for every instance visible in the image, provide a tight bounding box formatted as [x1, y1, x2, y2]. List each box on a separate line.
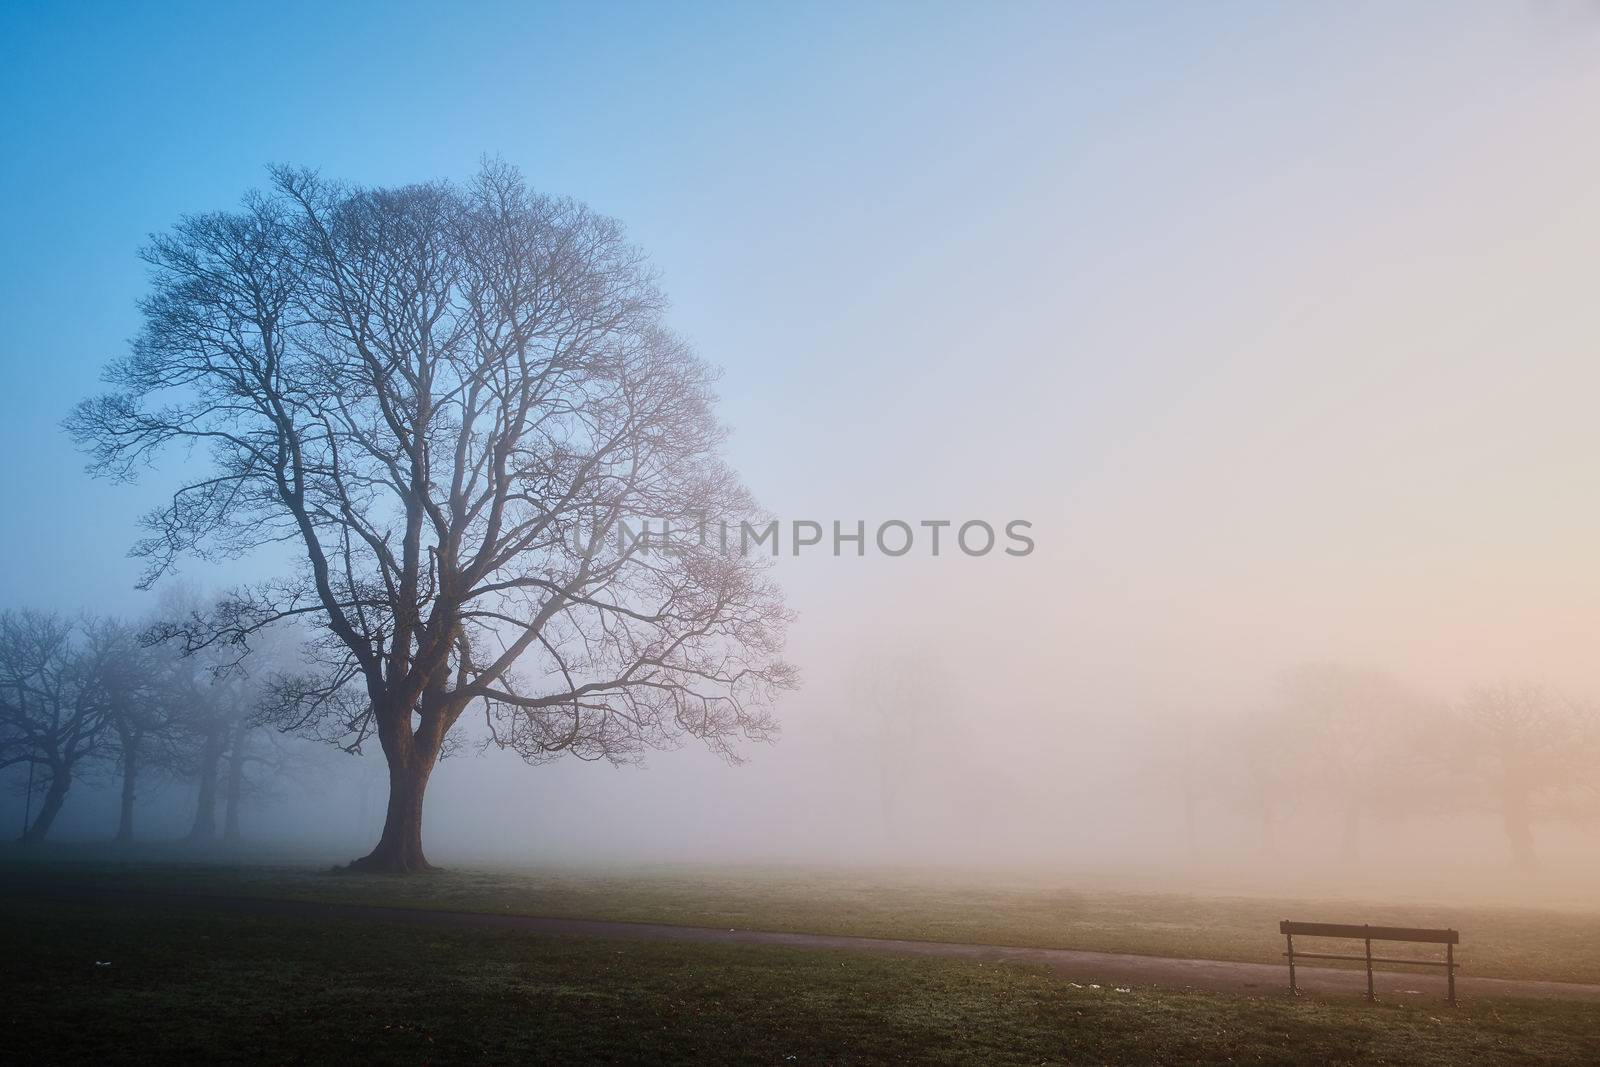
[0, 607, 304, 844]
[1166, 664, 1600, 870]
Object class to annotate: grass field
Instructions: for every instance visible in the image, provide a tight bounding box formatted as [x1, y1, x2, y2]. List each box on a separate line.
[6, 896, 1600, 1065]
[6, 856, 1600, 984]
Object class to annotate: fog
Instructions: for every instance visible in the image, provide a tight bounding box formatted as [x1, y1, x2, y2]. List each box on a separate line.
[5, 2, 1600, 906]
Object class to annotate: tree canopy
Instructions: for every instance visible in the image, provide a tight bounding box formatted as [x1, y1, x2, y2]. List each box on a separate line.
[69, 162, 796, 869]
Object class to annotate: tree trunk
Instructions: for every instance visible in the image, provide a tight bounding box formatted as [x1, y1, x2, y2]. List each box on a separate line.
[187, 726, 225, 842]
[346, 707, 444, 873]
[347, 753, 436, 872]
[223, 718, 247, 844]
[114, 736, 139, 844]
[23, 770, 69, 843]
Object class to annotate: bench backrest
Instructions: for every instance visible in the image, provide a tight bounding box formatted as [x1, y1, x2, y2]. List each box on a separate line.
[1279, 920, 1458, 944]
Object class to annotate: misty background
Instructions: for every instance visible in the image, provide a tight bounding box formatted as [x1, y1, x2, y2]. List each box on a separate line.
[4, 2, 1600, 897]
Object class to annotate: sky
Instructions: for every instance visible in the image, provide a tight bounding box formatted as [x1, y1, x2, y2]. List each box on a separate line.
[5, 2, 1600, 881]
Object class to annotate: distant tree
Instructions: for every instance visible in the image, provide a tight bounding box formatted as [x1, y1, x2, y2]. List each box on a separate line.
[141, 591, 326, 846]
[219, 716, 280, 843]
[161, 654, 300, 846]
[1132, 710, 1216, 857]
[139, 587, 248, 844]
[1220, 706, 1297, 858]
[220, 725, 346, 844]
[219, 709, 255, 843]
[92, 617, 166, 844]
[1273, 663, 1423, 862]
[0, 611, 113, 841]
[848, 653, 948, 835]
[158, 651, 249, 844]
[218, 626, 326, 844]
[1439, 682, 1597, 870]
[68, 162, 795, 871]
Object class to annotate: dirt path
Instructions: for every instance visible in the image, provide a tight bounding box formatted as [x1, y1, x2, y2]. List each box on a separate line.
[20, 887, 1600, 1004]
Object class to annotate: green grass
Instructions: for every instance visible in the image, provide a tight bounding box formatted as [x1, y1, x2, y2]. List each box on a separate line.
[5, 897, 1599, 1065]
[6, 856, 1600, 984]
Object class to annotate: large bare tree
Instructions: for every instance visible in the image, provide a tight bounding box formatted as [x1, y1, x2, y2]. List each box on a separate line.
[69, 162, 795, 871]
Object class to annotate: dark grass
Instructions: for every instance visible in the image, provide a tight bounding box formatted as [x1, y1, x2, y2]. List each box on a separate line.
[5, 898, 1600, 1065]
[7, 855, 1600, 984]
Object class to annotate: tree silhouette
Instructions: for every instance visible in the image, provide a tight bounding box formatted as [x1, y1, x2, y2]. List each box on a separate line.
[69, 162, 795, 870]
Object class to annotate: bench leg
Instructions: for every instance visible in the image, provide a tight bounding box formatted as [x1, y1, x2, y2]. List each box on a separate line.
[1286, 933, 1297, 996]
[1447, 943, 1456, 1007]
[1365, 937, 1374, 1002]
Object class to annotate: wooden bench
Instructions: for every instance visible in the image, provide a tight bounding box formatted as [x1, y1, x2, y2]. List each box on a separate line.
[1279, 920, 1459, 1005]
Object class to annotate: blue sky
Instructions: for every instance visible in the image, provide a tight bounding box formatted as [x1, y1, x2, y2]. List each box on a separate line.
[5, 1, 1600, 698]
[0, 0, 1312, 608]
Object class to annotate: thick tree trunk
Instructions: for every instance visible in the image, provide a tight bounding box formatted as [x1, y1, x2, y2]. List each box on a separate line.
[223, 718, 247, 844]
[23, 771, 69, 843]
[345, 700, 447, 874]
[347, 752, 437, 872]
[187, 726, 225, 842]
[114, 740, 139, 844]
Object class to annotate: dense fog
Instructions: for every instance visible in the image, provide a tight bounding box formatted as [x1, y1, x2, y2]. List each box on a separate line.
[5, 2, 1600, 904]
